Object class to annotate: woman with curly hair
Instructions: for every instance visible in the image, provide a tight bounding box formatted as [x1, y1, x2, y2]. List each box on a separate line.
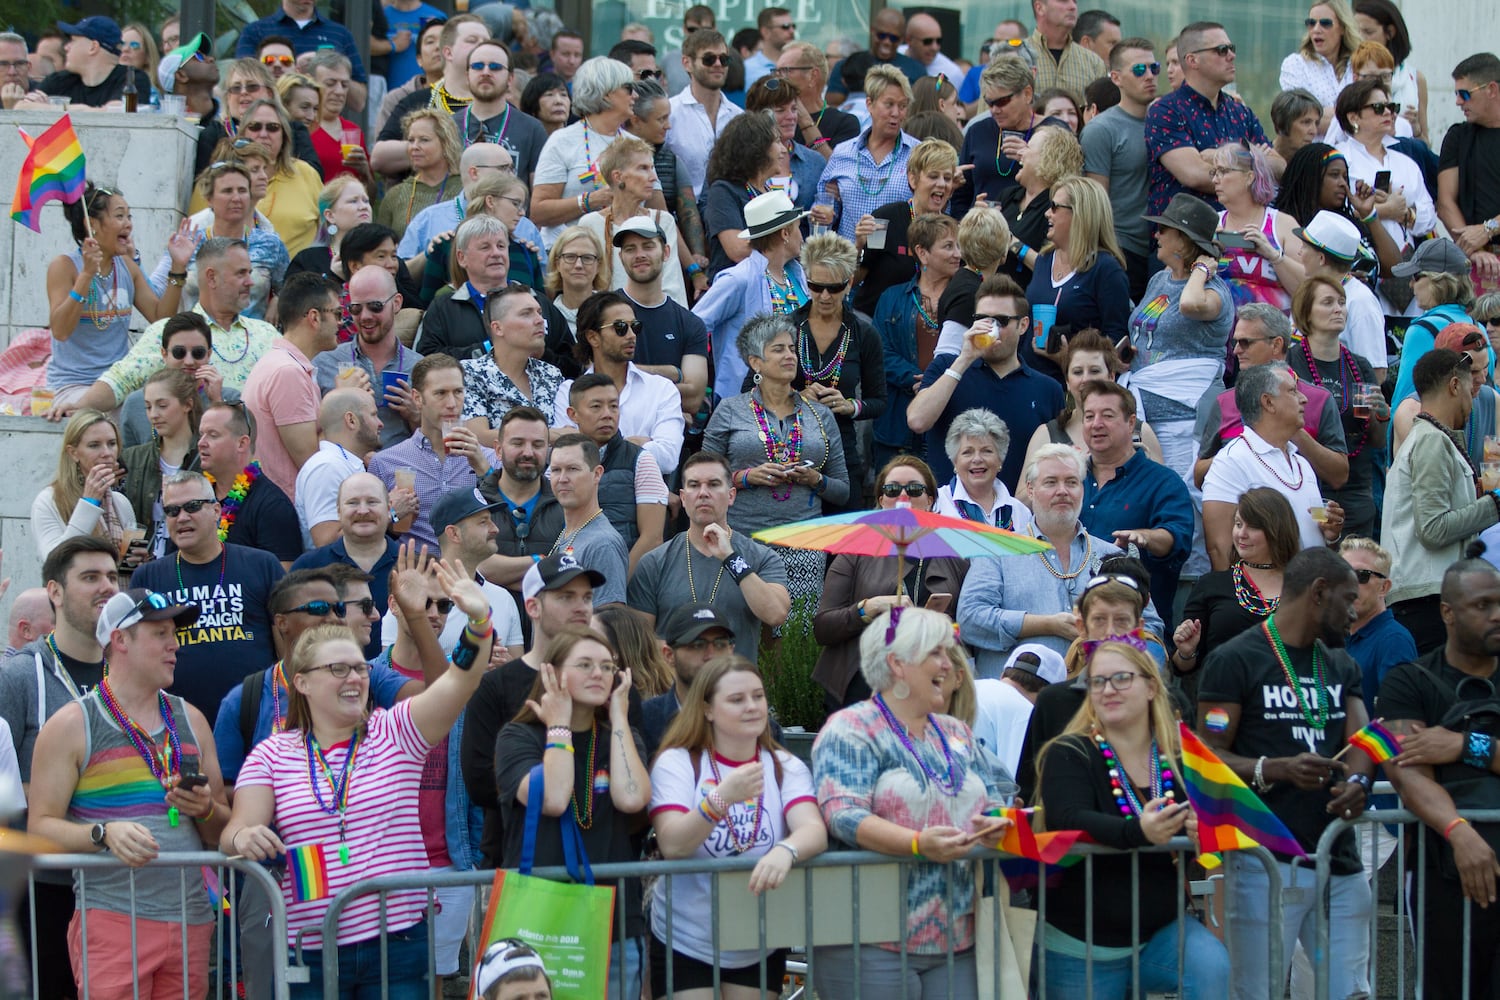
[702, 112, 790, 280]
[1000, 124, 1084, 288]
[1272, 142, 1401, 278]
[377, 108, 462, 243]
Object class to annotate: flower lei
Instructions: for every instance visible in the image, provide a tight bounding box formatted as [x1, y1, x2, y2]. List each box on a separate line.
[206, 460, 261, 542]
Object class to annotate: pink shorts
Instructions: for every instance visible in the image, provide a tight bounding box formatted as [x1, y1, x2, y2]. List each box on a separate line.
[68, 908, 213, 1000]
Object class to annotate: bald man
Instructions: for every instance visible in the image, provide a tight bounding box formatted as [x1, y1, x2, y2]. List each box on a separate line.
[293, 388, 384, 547]
[826, 7, 924, 104]
[313, 265, 423, 450]
[903, 12, 963, 80]
[5, 588, 54, 658]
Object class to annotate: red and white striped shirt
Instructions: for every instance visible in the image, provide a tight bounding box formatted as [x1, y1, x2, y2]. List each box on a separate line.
[238, 701, 433, 948]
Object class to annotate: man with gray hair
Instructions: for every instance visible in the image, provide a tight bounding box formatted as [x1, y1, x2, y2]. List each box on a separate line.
[0, 31, 31, 109]
[958, 443, 1163, 676]
[63, 238, 277, 421]
[775, 41, 861, 150]
[414, 215, 515, 360]
[1202, 363, 1338, 570]
[396, 141, 546, 262]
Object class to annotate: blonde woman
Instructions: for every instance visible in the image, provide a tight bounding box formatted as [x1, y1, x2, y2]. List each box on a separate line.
[376, 109, 462, 243]
[544, 226, 610, 338]
[120, 23, 159, 100]
[32, 410, 139, 561]
[853, 137, 960, 315]
[1001, 124, 1084, 284]
[240, 98, 325, 255]
[808, 64, 916, 242]
[1036, 639, 1228, 998]
[275, 72, 323, 128]
[1279, 0, 1363, 133]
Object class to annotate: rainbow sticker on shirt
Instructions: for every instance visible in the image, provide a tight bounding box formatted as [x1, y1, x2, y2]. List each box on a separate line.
[593, 769, 610, 794]
[1130, 295, 1171, 354]
[1205, 708, 1230, 733]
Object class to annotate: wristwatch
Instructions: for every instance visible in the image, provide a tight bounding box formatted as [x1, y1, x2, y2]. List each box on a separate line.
[90, 822, 108, 849]
[1485, 217, 1499, 233]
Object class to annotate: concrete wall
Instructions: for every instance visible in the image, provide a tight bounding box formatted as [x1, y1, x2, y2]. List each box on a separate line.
[0, 416, 66, 629]
[1400, 0, 1489, 145]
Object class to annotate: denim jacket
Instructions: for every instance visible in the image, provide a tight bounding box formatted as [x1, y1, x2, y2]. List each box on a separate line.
[872, 275, 924, 449]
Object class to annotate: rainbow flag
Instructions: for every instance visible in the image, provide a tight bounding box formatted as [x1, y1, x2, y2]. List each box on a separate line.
[1178, 722, 1306, 859]
[287, 843, 330, 902]
[10, 116, 87, 232]
[1346, 720, 1401, 765]
[993, 806, 1086, 864]
[202, 866, 231, 913]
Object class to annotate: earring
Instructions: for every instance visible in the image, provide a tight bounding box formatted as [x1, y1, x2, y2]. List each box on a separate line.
[891, 680, 911, 700]
[753, 371, 762, 384]
[326, 222, 338, 235]
[1350, 123, 1359, 135]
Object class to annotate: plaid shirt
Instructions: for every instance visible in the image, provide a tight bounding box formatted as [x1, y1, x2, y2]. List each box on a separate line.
[817, 130, 918, 241]
[1027, 30, 1107, 102]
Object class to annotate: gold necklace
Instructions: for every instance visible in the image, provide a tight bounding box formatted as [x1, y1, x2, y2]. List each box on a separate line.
[1033, 525, 1090, 579]
[686, 534, 728, 603]
[550, 508, 605, 556]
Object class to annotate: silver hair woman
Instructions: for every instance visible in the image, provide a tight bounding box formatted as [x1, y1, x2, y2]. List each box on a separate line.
[932, 407, 1032, 532]
[811, 604, 1014, 998]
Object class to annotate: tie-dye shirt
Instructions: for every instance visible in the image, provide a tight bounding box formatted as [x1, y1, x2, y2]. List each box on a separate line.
[812, 699, 1011, 953]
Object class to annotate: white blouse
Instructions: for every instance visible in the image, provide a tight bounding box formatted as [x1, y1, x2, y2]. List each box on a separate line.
[1279, 51, 1355, 114]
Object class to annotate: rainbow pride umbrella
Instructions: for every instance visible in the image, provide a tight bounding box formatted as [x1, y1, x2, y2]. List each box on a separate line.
[753, 505, 1052, 595]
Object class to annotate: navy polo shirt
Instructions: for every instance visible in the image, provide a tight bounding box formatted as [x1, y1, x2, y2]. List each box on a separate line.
[1144, 83, 1268, 216]
[235, 10, 368, 83]
[1081, 449, 1195, 619]
[919, 355, 1064, 489]
[290, 536, 400, 659]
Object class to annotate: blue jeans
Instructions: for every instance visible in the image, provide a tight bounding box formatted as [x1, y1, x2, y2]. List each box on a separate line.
[1041, 917, 1228, 1000]
[606, 936, 645, 1000]
[289, 919, 430, 1000]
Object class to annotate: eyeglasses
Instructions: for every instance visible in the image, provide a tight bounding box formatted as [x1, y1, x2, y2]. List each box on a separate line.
[1484, 317, 1500, 327]
[1190, 43, 1237, 56]
[1087, 670, 1142, 693]
[1356, 71, 1393, 85]
[0, 59, 29, 70]
[169, 345, 209, 361]
[986, 91, 1020, 109]
[568, 660, 619, 675]
[226, 82, 267, 95]
[348, 293, 398, 316]
[636, 68, 661, 79]
[126, 591, 172, 620]
[917, 36, 941, 46]
[777, 65, 816, 75]
[163, 498, 217, 518]
[698, 52, 728, 66]
[603, 319, 643, 335]
[683, 25, 702, 33]
[773, 22, 795, 31]
[1304, 17, 1336, 28]
[975, 313, 1024, 326]
[309, 662, 371, 678]
[426, 597, 456, 615]
[559, 252, 599, 266]
[1130, 62, 1161, 77]
[286, 600, 348, 618]
[808, 279, 848, 294]
[1232, 335, 1271, 349]
[469, 60, 509, 72]
[880, 482, 930, 498]
[244, 122, 283, 134]
[124, 40, 143, 50]
[1458, 88, 1476, 102]
[875, 31, 902, 43]
[1363, 101, 1401, 115]
[348, 597, 378, 616]
[1208, 166, 1251, 179]
[680, 635, 735, 653]
[261, 54, 294, 67]
[1050, 202, 1073, 213]
[1450, 355, 1477, 383]
[1353, 568, 1388, 584]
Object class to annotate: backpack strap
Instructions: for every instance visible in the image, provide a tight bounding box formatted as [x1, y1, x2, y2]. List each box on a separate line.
[239, 669, 267, 751]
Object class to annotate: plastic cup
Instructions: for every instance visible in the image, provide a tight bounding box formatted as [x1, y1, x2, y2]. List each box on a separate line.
[1352, 382, 1375, 419]
[866, 218, 890, 250]
[48, 96, 68, 110]
[440, 418, 460, 456]
[29, 387, 54, 416]
[393, 468, 416, 492]
[341, 143, 359, 161]
[117, 527, 146, 559]
[160, 94, 186, 117]
[381, 370, 406, 398]
[1309, 504, 1329, 524]
[1485, 463, 1500, 493]
[1486, 436, 1500, 464]
[1032, 303, 1057, 354]
[337, 362, 360, 385]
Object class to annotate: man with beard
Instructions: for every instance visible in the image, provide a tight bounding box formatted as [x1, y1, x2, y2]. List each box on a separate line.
[293, 389, 387, 548]
[666, 27, 743, 197]
[475, 406, 565, 607]
[313, 266, 422, 449]
[456, 40, 548, 182]
[372, 14, 489, 176]
[1197, 546, 1377, 1000]
[1379, 552, 1500, 999]
[826, 8, 925, 105]
[616, 218, 709, 420]
[554, 290, 683, 476]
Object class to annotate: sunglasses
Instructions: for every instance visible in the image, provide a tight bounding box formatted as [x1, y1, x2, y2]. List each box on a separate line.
[348, 597, 378, 616]
[1364, 101, 1401, 115]
[309, 662, 371, 678]
[1485, 317, 1500, 327]
[124, 40, 143, 50]
[469, 60, 509, 72]
[163, 498, 217, 518]
[636, 68, 661, 79]
[287, 600, 348, 618]
[699, 52, 728, 66]
[1232, 335, 1271, 349]
[986, 91, 1020, 109]
[773, 22, 795, 30]
[876, 31, 901, 43]
[1353, 568, 1388, 584]
[1304, 17, 1335, 28]
[169, 345, 209, 361]
[603, 319, 643, 335]
[1190, 43, 1236, 56]
[917, 36, 941, 46]
[261, 54, 294, 66]
[808, 279, 848, 294]
[348, 292, 398, 316]
[880, 482, 930, 498]
[226, 83, 266, 95]
[1130, 62, 1161, 77]
[244, 122, 283, 134]
[426, 597, 456, 615]
[976, 313, 1024, 326]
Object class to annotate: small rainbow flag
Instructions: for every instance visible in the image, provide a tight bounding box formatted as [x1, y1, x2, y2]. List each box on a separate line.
[1346, 719, 1401, 765]
[10, 116, 87, 233]
[287, 843, 330, 902]
[1178, 722, 1306, 859]
[992, 805, 1086, 864]
[202, 866, 231, 913]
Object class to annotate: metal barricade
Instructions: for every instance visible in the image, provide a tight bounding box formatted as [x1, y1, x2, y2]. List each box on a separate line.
[1313, 806, 1500, 1000]
[314, 839, 1285, 1000]
[23, 852, 300, 1000]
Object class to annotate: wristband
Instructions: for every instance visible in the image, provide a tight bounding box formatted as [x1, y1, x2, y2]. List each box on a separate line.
[546, 726, 571, 741]
[943, 367, 964, 383]
[774, 840, 800, 861]
[1346, 773, 1372, 796]
[576, 193, 584, 212]
[673, 365, 683, 384]
[910, 831, 922, 858]
[582, 192, 592, 213]
[167, 270, 188, 279]
[68, 288, 86, 303]
[544, 742, 574, 753]
[857, 600, 868, 620]
[1445, 816, 1471, 840]
[811, 136, 832, 147]
[1462, 731, 1494, 770]
[697, 798, 723, 823]
[1362, 210, 1378, 224]
[82, 496, 102, 507]
[685, 262, 703, 276]
[195, 803, 215, 823]
[707, 788, 731, 815]
[723, 553, 752, 583]
[1253, 755, 1272, 792]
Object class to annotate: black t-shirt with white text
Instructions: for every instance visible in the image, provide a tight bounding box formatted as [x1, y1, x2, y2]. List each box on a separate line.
[1199, 623, 1364, 874]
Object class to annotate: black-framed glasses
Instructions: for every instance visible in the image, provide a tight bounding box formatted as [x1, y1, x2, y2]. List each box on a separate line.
[1130, 62, 1161, 77]
[773, 21, 795, 31]
[808, 279, 848, 294]
[1190, 44, 1236, 56]
[348, 597, 378, 616]
[916, 36, 941, 46]
[348, 293, 398, 316]
[880, 482, 930, 498]
[1363, 101, 1401, 115]
[603, 319, 642, 336]
[975, 312, 1023, 327]
[426, 597, 456, 615]
[1087, 671, 1142, 693]
[287, 600, 348, 618]
[169, 345, 209, 361]
[680, 635, 735, 653]
[1304, 17, 1335, 28]
[986, 91, 1020, 109]
[469, 60, 509, 72]
[559, 252, 599, 266]
[636, 68, 661, 79]
[1484, 317, 1500, 327]
[163, 498, 217, 518]
[1353, 568, 1387, 584]
[309, 662, 371, 678]
[1050, 202, 1074, 213]
[698, 52, 728, 66]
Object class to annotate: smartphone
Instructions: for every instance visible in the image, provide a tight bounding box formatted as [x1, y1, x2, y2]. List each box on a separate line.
[179, 772, 209, 791]
[1115, 335, 1137, 366]
[1373, 170, 1392, 193]
[1215, 229, 1254, 251]
[1047, 323, 1072, 358]
[925, 593, 954, 615]
[798, 459, 817, 468]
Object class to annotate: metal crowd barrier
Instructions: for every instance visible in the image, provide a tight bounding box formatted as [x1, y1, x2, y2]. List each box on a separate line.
[23, 852, 301, 1000]
[1313, 806, 1500, 1000]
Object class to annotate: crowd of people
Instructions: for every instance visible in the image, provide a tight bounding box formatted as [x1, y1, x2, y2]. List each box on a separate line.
[4, 0, 1500, 997]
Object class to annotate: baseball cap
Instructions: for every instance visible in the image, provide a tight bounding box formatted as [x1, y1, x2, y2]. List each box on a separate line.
[1391, 237, 1470, 278]
[57, 16, 123, 56]
[1434, 322, 1487, 353]
[95, 589, 200, 648]
[157, 32, 214, 92]
[473, 938, 548, 997]
[521, 552, 607, 601]
[1003, 643, 1067, 685]
[430, 486, 502, 536]
[612, 216, 666, 247]
[1293, 210, 1361, 263]
[658, 603, 735, 647]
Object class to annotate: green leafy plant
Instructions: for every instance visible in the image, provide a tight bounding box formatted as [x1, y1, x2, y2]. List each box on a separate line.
[759, 597, 828, 734]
